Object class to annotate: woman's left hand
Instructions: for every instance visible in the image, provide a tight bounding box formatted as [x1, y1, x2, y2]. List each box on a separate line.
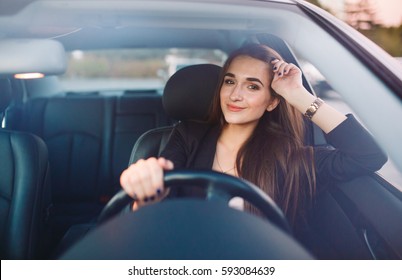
[270, 59, 347, 133]
[270, 59, 304, 101]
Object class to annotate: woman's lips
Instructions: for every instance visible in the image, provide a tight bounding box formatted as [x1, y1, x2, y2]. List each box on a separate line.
[227, 104, 245, 112]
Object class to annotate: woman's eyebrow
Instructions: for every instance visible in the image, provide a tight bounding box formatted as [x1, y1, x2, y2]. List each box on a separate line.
[224, 72, 265, 87]
[246, 77, 264, 87]
[224, 73, 235, 78]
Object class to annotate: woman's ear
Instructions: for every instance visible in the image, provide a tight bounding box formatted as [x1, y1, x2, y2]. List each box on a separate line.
[266, 97, 280, 112]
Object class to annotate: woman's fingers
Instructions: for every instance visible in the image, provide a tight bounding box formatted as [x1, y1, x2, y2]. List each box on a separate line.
[120, 157, 171, 204]
[120, 167, 138, 198]
[158, 157, 174, 170]
[271, 59, 295, 77]
[278, 63, 288, 77]
[282, 63, 295, 75]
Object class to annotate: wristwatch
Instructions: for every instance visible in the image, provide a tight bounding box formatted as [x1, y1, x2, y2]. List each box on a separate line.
[304, 98, 324, 120]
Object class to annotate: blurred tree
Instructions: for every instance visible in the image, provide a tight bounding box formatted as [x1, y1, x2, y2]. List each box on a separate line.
[361, 25, 402, 56]
[344, 0, 379, 30]
[306, 0, 402, 56]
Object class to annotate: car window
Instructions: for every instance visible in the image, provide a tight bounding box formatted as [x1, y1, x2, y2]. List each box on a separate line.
[59, 48, 227, 93]
[300, 59, 402, 192]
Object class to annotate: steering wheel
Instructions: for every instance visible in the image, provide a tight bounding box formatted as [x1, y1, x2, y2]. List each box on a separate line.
[97, 170, 291, 233]
[61, 170, 312, 260]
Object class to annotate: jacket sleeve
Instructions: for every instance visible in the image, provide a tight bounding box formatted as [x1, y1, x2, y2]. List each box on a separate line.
[314, 114, 388, 184]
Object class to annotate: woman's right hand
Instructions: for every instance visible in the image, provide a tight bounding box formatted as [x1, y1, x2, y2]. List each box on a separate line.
[120, 157, 174, 210]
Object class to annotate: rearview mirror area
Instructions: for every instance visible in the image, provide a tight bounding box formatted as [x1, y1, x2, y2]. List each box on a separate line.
[0, 39, 66, 77]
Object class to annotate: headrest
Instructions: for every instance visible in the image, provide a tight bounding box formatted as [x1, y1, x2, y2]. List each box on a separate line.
[0, 79, 12, 114]
[163, 64, 222, 121]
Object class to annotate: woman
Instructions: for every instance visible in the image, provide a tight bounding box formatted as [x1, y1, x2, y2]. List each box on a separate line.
[120, 44, 386, 236]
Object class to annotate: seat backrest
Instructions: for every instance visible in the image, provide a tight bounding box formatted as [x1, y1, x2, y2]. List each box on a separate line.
[129, 64, 222, 164]
[16, 95, 116, 245]
[22, 96, 115, 200]
[112, 94, 171, 189]
[0, 130, 52, 259]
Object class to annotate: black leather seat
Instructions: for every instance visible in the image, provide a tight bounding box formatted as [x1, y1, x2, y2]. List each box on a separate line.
[0, 130, 52, 259]
[16, 96, 117, 246]
[0, 79, 52, 259]
[129, 64, 222, 163]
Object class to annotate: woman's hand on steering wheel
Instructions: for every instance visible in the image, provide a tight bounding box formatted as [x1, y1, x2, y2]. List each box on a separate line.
[120, 157, 174, 209]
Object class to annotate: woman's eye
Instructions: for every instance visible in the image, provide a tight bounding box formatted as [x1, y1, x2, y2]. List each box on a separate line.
[224, 79, 235, 85]
[248, 84, 259, 90]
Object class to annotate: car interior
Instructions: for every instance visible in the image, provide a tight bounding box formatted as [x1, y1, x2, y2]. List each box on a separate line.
[1, 0, 401, 260]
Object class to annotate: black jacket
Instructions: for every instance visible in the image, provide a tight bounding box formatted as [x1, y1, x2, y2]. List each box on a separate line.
[161, 115, 387, 186]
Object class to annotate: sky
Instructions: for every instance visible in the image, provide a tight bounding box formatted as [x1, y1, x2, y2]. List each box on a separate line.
[319, 0, 402, 27]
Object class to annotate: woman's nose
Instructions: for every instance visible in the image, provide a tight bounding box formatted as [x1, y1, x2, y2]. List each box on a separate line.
[229, 85, 243, 101]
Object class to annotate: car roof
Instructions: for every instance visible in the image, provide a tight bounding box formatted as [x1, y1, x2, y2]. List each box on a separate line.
[0, 0, 302, 51]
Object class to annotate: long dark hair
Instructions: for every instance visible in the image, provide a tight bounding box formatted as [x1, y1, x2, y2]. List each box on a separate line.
[209, 44, 316, 226]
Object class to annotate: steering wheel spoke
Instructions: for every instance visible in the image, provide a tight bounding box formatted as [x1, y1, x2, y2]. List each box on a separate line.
[206, 185, 233, 202]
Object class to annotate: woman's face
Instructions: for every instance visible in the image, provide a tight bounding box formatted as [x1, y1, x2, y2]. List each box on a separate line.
[220, 55, 279, 126]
